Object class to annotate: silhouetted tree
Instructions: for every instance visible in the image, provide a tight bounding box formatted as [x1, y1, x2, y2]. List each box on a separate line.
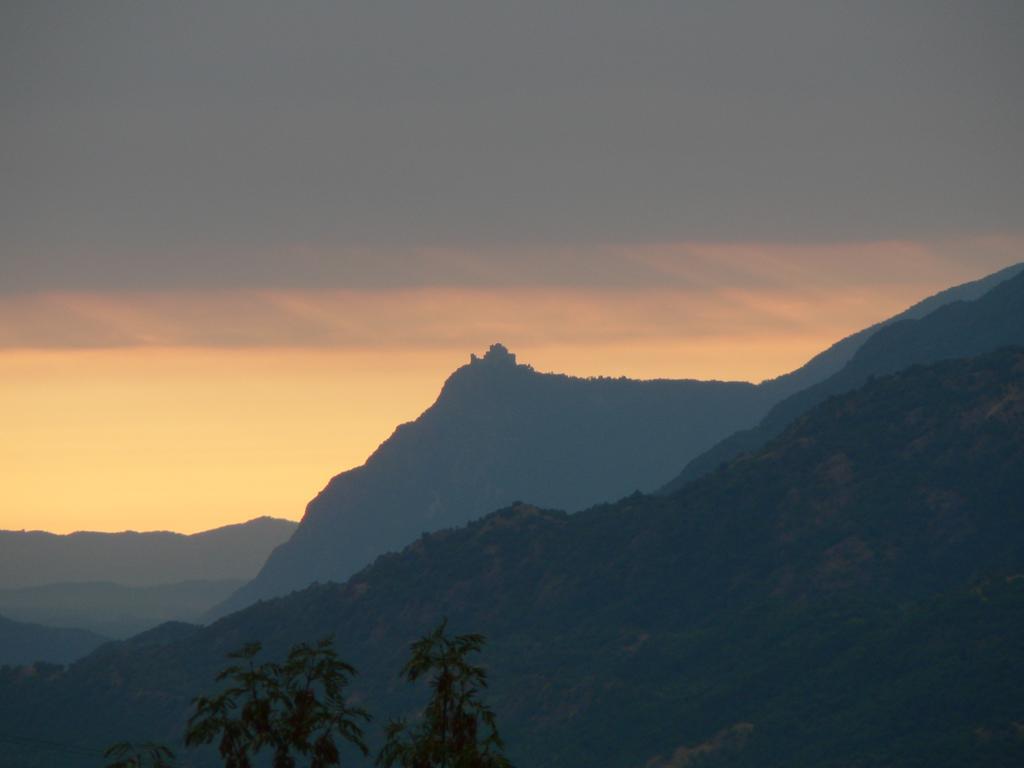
[185, 637, 370, 767]
[103, 741, 176, 768]
[377, 619, 511, 768]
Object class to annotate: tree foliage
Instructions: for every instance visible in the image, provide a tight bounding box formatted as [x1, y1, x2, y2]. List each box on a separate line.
[377, 619, 511, 768]
[103, 741, 176, 768]
[105, 624, 513, 767]
[184, 637, 370, 768]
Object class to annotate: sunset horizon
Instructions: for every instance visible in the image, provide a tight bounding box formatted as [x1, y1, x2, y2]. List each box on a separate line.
[4, 252, 1020, 535]
[3, 5, 1023, 765]
[5, 3, 1022, 538]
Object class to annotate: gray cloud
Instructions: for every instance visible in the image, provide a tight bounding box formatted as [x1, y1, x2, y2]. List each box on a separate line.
[1, 242, 1018, 350]
[2, 1, 1022, 292]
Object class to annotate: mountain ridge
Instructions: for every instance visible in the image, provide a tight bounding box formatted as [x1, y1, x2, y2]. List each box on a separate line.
[212, 343, 781, 616]
[758, 260, 1024, 394]
[0, 516, 297, 589]
[4, 347, 1022, 767]
[217, 264, 1024, 616]
[662, 264, 1024, 492]
[0, 614, 109, 668]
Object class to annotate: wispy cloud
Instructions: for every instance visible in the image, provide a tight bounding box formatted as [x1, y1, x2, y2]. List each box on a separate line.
[2, 240, 1018, 354]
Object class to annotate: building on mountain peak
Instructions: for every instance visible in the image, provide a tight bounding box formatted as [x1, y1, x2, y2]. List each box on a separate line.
[470, 343, 516, 366]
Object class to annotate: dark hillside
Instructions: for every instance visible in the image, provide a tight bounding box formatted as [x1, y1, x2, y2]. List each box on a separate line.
[4, 349, 1022, 767]
[218, 265, 1024, 616]
[0, 615, 108, 667]
[759, 259, 1024, 398]
[664, 266, 1024, 492]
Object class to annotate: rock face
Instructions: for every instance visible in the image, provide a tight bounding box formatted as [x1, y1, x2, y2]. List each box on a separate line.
[212, 342, 778, 615]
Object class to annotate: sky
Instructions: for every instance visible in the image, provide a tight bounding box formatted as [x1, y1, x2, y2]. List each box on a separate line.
[2, 2, 1022, 534]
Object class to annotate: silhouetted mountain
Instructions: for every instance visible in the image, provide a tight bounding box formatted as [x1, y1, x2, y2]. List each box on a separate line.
[218, 266, 1023, 617]
[0, 516, 297, 589]
[758, 260, 1024, 398]
[0, 579, 245, 638]
[5, 349, 1022, 767]
[212, 343, 781, 615]
[0, 614, 108, 667]
[662, 265, 1024, 492]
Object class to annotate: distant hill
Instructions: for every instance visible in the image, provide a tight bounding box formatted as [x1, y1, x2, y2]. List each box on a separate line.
[662, 264, 1024, 492]
[0, 579, 245, 638]
[211, 344, 780, 615]
[0, 614, 108, 667]
[5, 348, 1022, 767]
[0, 517, 297, 590]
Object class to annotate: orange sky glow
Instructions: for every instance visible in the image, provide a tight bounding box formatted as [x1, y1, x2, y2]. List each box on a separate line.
[1, 241, 1020, 534]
